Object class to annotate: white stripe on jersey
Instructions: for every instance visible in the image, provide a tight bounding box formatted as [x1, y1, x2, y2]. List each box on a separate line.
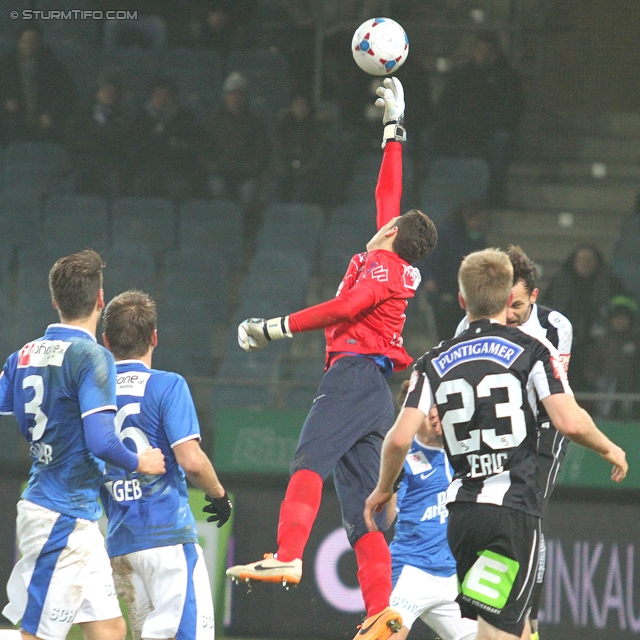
[80, 404, 118, 418]
[410, 372, 434, 415]
[476, 471, 511, 505]
[516, 526, 540, 623]
[446, 478, 462, 504]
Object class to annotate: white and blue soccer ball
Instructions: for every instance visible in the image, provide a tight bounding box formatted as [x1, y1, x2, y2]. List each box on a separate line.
[351, 17, 409, 76]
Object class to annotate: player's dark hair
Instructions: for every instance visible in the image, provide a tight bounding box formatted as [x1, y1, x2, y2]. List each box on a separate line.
[508, 245, 538, 294]
[103, 290, 157, 360]
[393, 210, 438, 264]
[49, 249, 104, 321]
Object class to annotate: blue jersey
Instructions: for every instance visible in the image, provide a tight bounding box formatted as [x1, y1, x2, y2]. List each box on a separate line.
[390, 438, 457, 580]
[0, 324, 117, 521]
[101, 360, 200, 558]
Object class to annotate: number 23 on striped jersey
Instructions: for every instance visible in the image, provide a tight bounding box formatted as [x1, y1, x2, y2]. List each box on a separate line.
[436, 373, 526, 456]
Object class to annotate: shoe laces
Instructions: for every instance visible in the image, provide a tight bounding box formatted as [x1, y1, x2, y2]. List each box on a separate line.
[263, 553, 275, 559]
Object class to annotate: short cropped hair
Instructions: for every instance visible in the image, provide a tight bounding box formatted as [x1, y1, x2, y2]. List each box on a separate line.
[103, 290, 157, 360]
[49, 249, 104, 321]
[458, 249, 513, 319]
[508, 245, 538, 294]
[393, 210, 438, 264]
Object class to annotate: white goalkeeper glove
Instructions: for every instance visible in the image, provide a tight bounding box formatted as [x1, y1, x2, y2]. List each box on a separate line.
[237, 317, 293, 352]
[375, 77, 406, 148]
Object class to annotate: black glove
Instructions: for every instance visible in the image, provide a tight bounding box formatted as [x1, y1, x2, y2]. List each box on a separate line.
[203, 491, 232, 528]
[392, 468, 406, 493]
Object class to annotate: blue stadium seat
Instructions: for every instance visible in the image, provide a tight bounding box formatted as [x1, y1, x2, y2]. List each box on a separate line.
[346, 173, 377, 206]
[4, 145, 70, 195]
[5, 142, 67, 165]
[262, 202, 325, 225]
[419, 200, 456, 226]
[112, 197, 176, 250]
[226, 49, 290, 123]
[161, 48, 224, 114]
[255, 221, 321, 255]
[319, 224, 366, 276]
[163, 249, 229, 320]
[43, 195, 110, 254]
[1, 190, 42, 246]
[329, 204, 376, 229]
[421, 157, 489, 205]
[211, 382, 272, 409]
[99, 48, 160, 113]
[178, 200, 243, 269]
[102, 244, 157, 299]
[153, 298, 216, 376]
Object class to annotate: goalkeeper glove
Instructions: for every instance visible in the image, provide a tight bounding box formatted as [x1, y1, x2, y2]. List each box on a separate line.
[203, 491, 232, 528]
[238, 316, 293, 352]
[375, 77, 406, 148]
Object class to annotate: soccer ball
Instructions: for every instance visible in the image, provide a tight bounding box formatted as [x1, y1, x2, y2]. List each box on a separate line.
[351, 17, 409, 76]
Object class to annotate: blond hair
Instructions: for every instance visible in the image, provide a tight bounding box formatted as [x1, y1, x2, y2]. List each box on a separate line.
[458, 249, 513, 319]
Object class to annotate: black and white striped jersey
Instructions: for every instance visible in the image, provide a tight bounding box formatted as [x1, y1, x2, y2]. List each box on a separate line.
[455, 305, 573, 505]
[405, 319, 571, 517]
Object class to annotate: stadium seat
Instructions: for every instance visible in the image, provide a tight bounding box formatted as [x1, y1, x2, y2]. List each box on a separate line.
[255, 221, 322, 255]
[99, 48, 160, 113]
[0, 190, 42, 246]
[161, 48, 224, 114]
[346, 173, 377, 206]
[421, 156, 489, 205]
[101, 244, 157, 299]
[154, 298, 217, 376]
[163, 249, 229, 320]
[226, 49, 290, 124]
[262, 202, 325, 225]
[319, 223, 367, 276]
[5, 142, 67, 165]
[3, 161, 70, 195]
[43, 195, 110, 254]
[112, 197, 176, 250]
[178, 200, 243, 269]
[329, 204, 376, 228]
[211, 382, 272, 409]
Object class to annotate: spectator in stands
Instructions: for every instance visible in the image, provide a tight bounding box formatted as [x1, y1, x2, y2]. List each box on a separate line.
[206, 72, 271, 210]
[188, 0, 235, 55]
[431, 30, 524, 207]
[129, 78, 208, 200]
[68, 78, 130, 197]
[419, 200, 488, 341]
[542, 244, 627, 392]
[101, 0, 167, 48]
[586, 296, 640, 419]
[0, 25, 76, 143]
[273, 96, 332, 205]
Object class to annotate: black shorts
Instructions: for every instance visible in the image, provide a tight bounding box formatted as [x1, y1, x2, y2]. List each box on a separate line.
[447, 502, 541, 637]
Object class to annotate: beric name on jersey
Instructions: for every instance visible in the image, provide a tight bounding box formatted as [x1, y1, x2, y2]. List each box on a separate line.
[405, 319, 571, 517]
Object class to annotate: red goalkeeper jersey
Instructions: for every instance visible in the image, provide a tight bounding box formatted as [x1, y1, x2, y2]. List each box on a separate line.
[288, 141, 421, 372]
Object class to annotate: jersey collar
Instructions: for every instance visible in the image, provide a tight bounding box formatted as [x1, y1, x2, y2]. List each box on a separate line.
[413, 436, 444, 452]
[47, 323, 96, 342]
[115, 359, 150, 369]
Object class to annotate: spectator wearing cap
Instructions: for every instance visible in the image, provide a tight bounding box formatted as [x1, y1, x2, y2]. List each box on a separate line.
[431, 30, 524, 207]
[0, 25, 76, 142]
[205, 72, 271, 213]
[129, 78, 208, 200]
[586, 295, 640, 419]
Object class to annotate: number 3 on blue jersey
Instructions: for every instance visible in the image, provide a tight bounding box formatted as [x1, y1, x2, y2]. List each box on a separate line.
[23, 374, 48, 441]
[437, 373, 526, 455]
[115, 403, 150, 452]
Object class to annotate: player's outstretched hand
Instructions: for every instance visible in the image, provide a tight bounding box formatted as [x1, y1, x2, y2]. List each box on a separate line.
[137, 447, 166, 475]
[375, 77, 405, 124]
[603, 444, 628, 482]
[238, 316, 293, 352]
[203, 491, 233, 528]
[364, 487, 393, 532]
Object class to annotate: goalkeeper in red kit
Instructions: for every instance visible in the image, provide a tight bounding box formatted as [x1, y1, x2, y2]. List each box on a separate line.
[227, 78, 438, 640]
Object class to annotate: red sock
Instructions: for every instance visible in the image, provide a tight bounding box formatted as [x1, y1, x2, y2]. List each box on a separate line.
[276, 469, 323, 562]
[354, 531, 392, 618]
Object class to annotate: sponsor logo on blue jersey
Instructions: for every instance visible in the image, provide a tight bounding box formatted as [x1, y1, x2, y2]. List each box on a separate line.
[432, 337, 523, 377]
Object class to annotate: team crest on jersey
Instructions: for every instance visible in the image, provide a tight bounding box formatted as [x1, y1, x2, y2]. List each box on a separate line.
[406, 449, 432, 475]
[402, 265, 421, 290]
[432, 337, 524, 377]
[18, 340, 70, 368]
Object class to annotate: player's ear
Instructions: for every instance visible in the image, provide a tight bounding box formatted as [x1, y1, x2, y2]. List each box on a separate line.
[102, 333, 110, 350]
[384, 224, 399, 239]
[458, 292, 467, 310]
[97, 289, 105, 310]
[151, 329, 158, 348]
[531, 287, 539, 304]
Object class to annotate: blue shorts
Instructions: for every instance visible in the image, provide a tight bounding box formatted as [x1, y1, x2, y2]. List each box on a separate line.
[290, 356, 395, 546]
